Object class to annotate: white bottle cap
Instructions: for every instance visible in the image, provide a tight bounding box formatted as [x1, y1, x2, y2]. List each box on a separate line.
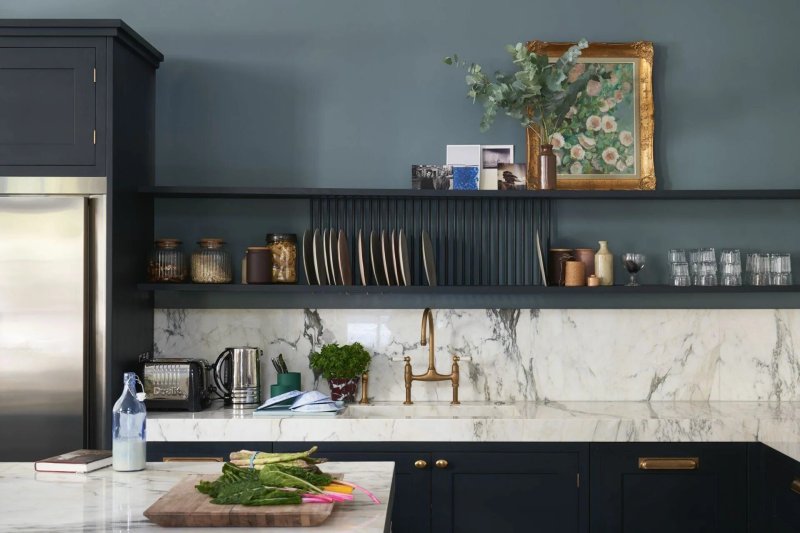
[136, 392, 147, 402]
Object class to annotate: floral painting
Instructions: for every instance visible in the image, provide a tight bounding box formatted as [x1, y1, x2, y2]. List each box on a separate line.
[549, 62, 637, 176]
[525, 41, 655, 190]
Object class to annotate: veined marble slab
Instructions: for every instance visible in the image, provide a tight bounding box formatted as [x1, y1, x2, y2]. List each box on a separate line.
[154, 308, 800, 403]
[0, 461, 393, 532]
[147, 401, 800, 461]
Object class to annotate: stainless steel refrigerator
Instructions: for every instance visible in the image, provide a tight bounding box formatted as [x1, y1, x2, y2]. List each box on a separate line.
[0, 176, 106, 461]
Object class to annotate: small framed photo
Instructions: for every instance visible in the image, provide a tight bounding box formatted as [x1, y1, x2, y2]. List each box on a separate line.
[453, 165, 480, 190]
[412, 165, 453, 190]
[497, 163, 528, 191]
[480, 145, 514, 190]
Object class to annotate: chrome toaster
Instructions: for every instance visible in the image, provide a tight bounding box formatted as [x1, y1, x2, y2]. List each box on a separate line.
[142, 358, 212, 411]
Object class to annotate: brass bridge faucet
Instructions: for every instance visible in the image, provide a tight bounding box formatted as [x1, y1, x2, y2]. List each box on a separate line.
[399, 308, 468, 405]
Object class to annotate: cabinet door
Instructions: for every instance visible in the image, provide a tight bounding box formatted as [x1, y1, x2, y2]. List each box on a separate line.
[764, 446, 800, 532]
[0, 44, 96, 167]
[431, 451, 582, 533]
[273, 444, 432, 533]
[590, 443, 748, 533]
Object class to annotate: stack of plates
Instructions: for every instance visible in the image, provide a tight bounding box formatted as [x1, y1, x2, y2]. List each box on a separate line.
[301, 228, 437, 287]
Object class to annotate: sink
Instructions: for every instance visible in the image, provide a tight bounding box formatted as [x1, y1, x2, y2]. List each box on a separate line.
[346, 402, 525, 418]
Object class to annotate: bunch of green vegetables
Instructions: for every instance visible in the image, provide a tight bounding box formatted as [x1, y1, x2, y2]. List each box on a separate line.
[195, 446, 380, 506]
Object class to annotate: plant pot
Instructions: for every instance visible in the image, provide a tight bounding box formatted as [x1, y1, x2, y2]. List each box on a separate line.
[539, 144, 557, 190]
[328, 377, 360, 403]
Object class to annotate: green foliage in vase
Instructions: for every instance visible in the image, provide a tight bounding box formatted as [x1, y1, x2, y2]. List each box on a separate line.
[309, 342, 371, 380]
[444, 40, 591, 143]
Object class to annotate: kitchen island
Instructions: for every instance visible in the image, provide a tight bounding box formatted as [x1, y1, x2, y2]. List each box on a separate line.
[0, 461, 393, 532]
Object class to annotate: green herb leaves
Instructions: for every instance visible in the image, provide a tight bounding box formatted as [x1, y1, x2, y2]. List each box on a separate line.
[309, 342, 371, 380]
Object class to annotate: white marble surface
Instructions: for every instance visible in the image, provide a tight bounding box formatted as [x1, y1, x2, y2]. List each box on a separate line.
[154, 308, 800, 403]
[147, 401, 800, 461]
[0, 461, 392, 532]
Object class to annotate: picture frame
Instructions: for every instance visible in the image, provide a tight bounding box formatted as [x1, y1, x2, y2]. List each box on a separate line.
[480, 145, 514, 189]
[525, 41, 655, 190]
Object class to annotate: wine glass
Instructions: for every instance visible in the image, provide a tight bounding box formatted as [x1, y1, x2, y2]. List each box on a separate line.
[622, 253, 646, 287]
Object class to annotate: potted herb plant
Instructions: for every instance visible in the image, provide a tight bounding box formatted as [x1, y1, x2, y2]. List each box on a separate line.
[309, 342, 371, 402]
[445, 39, 590, 189]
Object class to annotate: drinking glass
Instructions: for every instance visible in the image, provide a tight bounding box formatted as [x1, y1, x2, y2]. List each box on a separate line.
[669, 261, 691, 287]
[668, 249, 687, 264]
[770, 253, 792, 286]
[746, 253, 770, 286]
[693, 261, 718, 286]
[622, 253, 646, 287]
[719, 249, 741, 265]
[720, 262, 742, 286]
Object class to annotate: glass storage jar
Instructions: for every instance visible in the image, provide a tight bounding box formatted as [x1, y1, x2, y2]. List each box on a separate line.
[191, 238, 232, 283]
[266, 233, 297, 283]
[147, 239, 187, 283]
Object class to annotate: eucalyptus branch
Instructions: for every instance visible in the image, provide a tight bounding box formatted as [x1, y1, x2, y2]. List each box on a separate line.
[444, 39, 589, 140]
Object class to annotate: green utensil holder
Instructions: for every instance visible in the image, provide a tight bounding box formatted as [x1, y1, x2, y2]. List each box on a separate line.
[277, 372, 301, 391]
[269, 384, 296, 406]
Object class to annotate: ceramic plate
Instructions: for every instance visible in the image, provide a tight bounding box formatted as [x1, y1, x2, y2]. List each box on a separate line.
[535, 230, 547, 287]
[398, 229, 411, 286]
[312, 229, 328, 286]
[302, 229, 316, 285]
[357, 229, 368, 286]
[391, 230, 403, 286]
[421, 230, 437, 287]
[381, 230, 396, 286]
[338, 230, 352, 286]
[328, 228, 340, 285]
[321, 229, 333, 285]
[369, 230, 386, 286]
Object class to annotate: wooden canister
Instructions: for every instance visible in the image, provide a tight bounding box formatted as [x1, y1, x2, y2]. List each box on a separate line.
[564, 260, 586, 287]
[548, 248, 574, 286]
[574, 248, 595, 278]
[245, 246, 273, 284]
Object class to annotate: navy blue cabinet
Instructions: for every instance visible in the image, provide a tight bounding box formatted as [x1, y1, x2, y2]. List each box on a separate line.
[0, 40, 100, 170]
[590, 443, 749, 533]
[763, 446, 800, 531]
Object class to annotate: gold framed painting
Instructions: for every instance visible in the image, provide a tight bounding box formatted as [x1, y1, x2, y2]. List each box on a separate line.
[525, 41, 655, 190]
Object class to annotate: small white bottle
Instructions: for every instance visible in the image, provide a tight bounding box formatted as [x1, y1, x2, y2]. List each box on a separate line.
[112, 372, 147, 471]
[595, 241, 614, 286]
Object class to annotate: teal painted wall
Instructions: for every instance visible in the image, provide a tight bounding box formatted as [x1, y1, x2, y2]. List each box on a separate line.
[6, 0, 800, 295]
[6, 0, 799, 189]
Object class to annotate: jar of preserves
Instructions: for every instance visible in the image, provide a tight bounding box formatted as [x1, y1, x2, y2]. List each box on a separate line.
[147, 239, 187, 283]
[191, 238, 232, 283]
[245, 246, 273, 284]
[265, 233, 297, 283]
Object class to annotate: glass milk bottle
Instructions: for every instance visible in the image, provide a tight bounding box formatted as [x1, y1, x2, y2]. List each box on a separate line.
[112, 372, 147, 471]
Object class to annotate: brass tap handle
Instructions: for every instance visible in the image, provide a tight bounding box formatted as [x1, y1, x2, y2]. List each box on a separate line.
[359, 372, 369, 405]
[414, 459, 428, 469]
[435, 459, 449, 469]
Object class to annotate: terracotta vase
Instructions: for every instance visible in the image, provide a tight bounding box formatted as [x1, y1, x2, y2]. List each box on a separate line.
[328, 377, 360, 403]
[539, 144, 557, 190]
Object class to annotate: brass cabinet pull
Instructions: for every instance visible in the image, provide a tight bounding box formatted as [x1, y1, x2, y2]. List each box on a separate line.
[435, 459, 449, 469]
[162, 456, 224, 462]
[791, 479, 800, 495]
[638, 457, 699, 470]
[414, 459, 428, 469]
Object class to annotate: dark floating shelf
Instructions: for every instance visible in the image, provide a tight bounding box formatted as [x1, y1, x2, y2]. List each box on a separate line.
[138, 283, 800, 294]
[140, 186, 800, 201]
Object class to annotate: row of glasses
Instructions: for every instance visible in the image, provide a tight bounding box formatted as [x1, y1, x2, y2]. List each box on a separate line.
[746, 253, 792, 286]
[668, 249, 791, 286]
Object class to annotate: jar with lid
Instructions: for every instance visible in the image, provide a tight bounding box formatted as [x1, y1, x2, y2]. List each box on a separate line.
[191, 238, 233, 283]
[147, 239, 187, 283]
[266, 233, 297, 283]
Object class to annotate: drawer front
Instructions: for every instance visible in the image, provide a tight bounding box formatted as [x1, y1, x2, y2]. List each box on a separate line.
[590, 443, 748, 533]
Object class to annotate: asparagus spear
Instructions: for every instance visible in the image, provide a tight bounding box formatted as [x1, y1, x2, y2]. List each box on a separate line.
[229, 446, 319, 466]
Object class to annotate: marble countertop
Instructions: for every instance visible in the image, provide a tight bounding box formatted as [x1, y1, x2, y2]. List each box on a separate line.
[0, 461, 393, 532]
[147, 401, 800, 461]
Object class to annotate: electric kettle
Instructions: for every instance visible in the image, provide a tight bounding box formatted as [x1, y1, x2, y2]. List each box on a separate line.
[213, 346, 262, 405]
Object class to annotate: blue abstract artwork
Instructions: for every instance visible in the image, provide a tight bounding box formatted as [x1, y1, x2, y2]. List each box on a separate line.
[453, 165, 479, 190]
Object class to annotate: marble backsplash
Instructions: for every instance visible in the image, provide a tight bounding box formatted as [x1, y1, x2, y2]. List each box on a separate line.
[153, 309, 800, 403]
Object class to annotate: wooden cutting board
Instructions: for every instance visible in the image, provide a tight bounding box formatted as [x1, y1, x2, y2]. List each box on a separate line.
[143, 474, 334, 527]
